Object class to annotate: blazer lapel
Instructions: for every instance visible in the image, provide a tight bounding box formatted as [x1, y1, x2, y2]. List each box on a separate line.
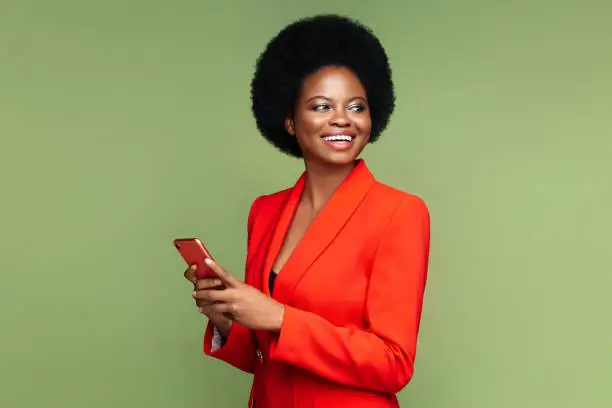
[265, 160, 375, 305]
[250, 221, 276, 290]
[261, 173, 306, 296]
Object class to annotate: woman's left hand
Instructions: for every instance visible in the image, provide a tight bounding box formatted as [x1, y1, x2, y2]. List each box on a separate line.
[193, 258, 285, 332]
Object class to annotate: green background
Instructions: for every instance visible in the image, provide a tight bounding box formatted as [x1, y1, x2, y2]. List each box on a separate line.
[1, 1, 610, 407]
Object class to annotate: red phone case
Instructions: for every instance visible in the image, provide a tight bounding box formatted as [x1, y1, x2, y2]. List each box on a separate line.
[174, 238, 216, 279]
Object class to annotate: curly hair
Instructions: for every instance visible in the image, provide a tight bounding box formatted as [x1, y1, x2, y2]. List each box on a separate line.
[250, 14, 395, 157]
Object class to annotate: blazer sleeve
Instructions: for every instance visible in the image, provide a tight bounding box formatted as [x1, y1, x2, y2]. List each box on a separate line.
[202, 196, 263, 374]
[268, 196, 431, 393]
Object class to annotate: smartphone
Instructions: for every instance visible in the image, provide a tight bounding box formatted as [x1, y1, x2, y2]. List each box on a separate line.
[173, 238, 216, 279]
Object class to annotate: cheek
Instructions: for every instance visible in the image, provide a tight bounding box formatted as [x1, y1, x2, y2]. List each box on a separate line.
[354, 114, 372, 134]
[295, 112, 327, 135]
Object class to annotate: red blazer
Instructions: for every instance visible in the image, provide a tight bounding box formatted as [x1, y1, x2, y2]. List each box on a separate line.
[204, 160, 431, 408]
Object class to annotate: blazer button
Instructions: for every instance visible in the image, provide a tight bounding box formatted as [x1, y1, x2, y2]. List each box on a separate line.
[256, 349, 263, 362]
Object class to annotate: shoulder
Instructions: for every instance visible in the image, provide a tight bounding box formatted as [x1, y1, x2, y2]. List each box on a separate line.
[248, 187, 292, 216]
[368, 182, 430, 252]
[370, 180, 429, 220]
[246, 187, 293, 231]
[245, 188, 292, 240]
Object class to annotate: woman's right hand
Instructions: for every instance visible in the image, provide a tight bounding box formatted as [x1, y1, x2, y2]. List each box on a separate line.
[184, 264, 233, 337]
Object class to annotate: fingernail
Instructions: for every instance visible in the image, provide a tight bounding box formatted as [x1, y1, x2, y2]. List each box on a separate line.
[205, 258, 214, 266]
[192, 291, 196, 297]
[199, 307, 204, 313]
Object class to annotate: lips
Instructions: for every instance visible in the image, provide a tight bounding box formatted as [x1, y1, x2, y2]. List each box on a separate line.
[320, 132, 356, 151]
[320, 131, 356, 142]
[321, 134, 354, 142]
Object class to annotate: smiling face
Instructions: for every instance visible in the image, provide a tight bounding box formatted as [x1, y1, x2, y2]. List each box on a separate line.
[286, 66, 372, 166]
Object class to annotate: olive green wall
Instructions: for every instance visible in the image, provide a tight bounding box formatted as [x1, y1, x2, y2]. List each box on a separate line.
[1, 1, 610, 407]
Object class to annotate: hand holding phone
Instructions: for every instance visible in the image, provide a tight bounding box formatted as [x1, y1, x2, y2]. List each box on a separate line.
[176, 238, 232, 334]
[174, 238, 217, 279]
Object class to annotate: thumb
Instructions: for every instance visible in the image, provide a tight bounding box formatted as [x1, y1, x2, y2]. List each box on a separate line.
[205, 258, 240, 288]
[184, 264, 198, 285]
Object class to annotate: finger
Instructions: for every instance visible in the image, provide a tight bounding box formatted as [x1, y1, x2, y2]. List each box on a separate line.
[204, 258, 241, 288]
[195, 298, 217, 307]
[195, 278, 224, 291]
[183, 264, 197, 285]
[193, 288, 233, 302]
[199, 302, 233, 316]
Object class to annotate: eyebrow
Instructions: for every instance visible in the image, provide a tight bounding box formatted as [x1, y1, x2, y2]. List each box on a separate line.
[305, 95, 368, 104]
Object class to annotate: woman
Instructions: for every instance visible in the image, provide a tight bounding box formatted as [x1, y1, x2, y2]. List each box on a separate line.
[184, 14, 431, 408]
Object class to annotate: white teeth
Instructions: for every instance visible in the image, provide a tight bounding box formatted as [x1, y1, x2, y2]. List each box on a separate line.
[322, 135, 353, 142]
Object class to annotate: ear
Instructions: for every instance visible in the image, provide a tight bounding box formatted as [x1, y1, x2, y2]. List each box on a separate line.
[285, 117, 296, 136]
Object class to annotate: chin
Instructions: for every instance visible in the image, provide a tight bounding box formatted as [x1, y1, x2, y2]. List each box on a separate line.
[310, 150, 362, 167]
[301, 139, 368, 167]
[326, 153, 359, 165]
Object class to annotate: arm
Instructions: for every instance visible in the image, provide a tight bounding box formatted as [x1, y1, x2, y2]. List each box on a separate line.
[203, 321, 256, 373]
[202, 196, 263, 374]
[268, 196, 431, 393]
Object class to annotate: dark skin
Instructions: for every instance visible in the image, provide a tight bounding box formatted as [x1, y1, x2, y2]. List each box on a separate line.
[185, 66, 372, 337]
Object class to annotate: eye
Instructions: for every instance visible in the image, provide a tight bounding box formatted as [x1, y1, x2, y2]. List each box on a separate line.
[348, 104, 366, 112]
[312, 103, 331, 111]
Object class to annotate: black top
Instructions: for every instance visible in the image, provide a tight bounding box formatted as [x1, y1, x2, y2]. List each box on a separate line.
[269, 271, 278, 294]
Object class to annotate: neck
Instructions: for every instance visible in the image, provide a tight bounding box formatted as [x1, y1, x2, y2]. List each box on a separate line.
[301, 159, 358, 211]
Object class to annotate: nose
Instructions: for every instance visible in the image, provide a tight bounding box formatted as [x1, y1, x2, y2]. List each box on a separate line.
[330, 109, 350, 127]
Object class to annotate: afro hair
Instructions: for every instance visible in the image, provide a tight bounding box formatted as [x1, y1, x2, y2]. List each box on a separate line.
[250, 14, 395, 157]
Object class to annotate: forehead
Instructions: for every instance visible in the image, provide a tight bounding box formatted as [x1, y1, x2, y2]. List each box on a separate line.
[299, 66, 366, 98]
